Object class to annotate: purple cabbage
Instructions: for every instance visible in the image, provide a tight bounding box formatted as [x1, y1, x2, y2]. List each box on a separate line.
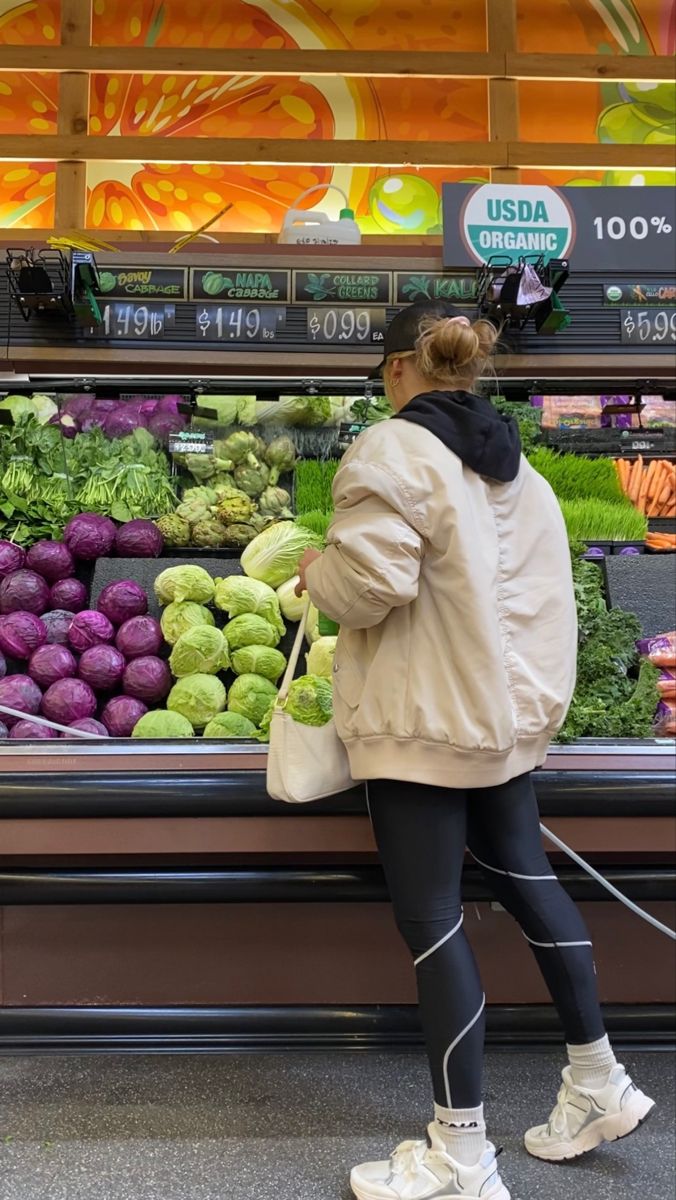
[97, 579, 148, 626]
[0, 569, 50, 615]
[148, 410, 186, 445]
[103, 407, 145, 439]
[68, 610, 115, 653]
[10, 719, 57, 740]
[10, 715, 56, 734]
[0, 611, 48, 659]
[0, 675, 42, 726]
[41, 609, 75, 645]
[50, 578, 88, 612]
[80, 398, 117, 433]
[28, 644, 77, 688]
[63, 717, 109, 738]
[78, 644, 126, 691]
[101, 694, 148, 737]
[64, 512, 116, 560]
[0, 650, 5, 679]
[42, 677, 97, 724]
[115, 520, 164, 559]
[122, 656, 171, 703]
[115, 615, 163, 660]
[26, 540, 75, 583]
[0, 541, 26, 579]
[62, 394, 95, 423]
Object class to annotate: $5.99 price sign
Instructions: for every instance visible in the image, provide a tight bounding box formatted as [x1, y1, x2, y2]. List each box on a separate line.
[307, 307, 387, 345]
[621, 307, 676, 345]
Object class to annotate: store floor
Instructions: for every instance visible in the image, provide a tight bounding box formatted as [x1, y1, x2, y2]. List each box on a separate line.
[0, 1049, 673, 1200]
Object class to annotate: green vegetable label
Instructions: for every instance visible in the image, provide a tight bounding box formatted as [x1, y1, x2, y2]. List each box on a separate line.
[191, 269, 290, 303]
[96, 266, 188, 300]
[395, 273, 478, 305]
[294, 271, 392, 305]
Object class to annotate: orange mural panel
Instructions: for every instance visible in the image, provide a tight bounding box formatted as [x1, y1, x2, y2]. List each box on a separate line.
[0, 71, 57, 134]
[0, 162, 55, 226]
[0, 0, 60, 44]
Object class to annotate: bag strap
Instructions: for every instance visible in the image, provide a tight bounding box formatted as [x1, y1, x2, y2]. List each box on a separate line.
[277, 594, 310, 703]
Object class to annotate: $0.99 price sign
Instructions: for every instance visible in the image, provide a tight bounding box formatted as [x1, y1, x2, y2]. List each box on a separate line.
[307, 307, 387, 345]
[621, 307, 676, 344]
[197, 305, 286, 341]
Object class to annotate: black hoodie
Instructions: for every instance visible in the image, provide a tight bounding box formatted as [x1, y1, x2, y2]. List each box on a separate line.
[395, 390, 522, 483]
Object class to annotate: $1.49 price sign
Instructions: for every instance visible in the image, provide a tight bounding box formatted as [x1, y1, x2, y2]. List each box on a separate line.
[88, 302, 176, 338]
[307, 307, 386, 345]
[620, 307, 676, 345]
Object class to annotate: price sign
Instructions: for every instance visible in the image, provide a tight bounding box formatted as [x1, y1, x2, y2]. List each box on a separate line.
[168, 430, 214, 456]
[196, 305, 287, 341]
[98, 265, 187, 301]
[620, 308, 676, 344]
[88, 302, 175, 338]
[307, 307, 387, 345]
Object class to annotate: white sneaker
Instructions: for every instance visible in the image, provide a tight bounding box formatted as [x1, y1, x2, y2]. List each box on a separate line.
[525, 1063, 655, 1162]
[350, 1123, 510, 1199]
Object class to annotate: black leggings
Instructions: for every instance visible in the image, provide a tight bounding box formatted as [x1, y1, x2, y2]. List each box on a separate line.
[367, 772, 606, 1110]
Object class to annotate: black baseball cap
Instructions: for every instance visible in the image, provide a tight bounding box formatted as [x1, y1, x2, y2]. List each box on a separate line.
[368, 300, 469, 379]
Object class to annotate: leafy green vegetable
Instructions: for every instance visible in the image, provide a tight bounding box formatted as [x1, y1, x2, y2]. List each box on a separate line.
[296, 511, 332, 542]
[203, 711, 257, 739]
[227, 673, 278, 726]
[306, 636, 337, 679]
[281, 674, 333, 726]
[169, 626, 230, 677]
[560, 498, 647, 543]
[276, 576, 314, 624]
[528, 448, 626, 505]
[295, 459, 340, 515]
[167, 673, 227, 728]
[223, 613, 280, 651]
[492, 398, 542, 457]
[214, 576, 285, 639]
[240, 521, 321, 588]
[160, 601, 215, 645]
[132, 710, 195, 738]
[154, 565, 215, 606]
[231, 645, 287, 683]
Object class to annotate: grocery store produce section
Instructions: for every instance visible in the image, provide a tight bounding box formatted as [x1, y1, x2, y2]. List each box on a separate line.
[0, 247, 673, 1047]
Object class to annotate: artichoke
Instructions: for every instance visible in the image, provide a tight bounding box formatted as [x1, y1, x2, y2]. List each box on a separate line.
[182, 485, 218, 506]
[234, 460, 270, 498]
[212, 474, 239, 499]
[250, 512, 275, 532]
[191, 517, 230, 548]
[183, 453, 217, 481]
[155, 514, 192, 547]
[217, 491, 256, 523]
[265, 435, 297, 485]
[176, 497, 211, 524]
[217, 431, 259, 465]
[222, 523, 257, 547]
[258, 485, 293, 518]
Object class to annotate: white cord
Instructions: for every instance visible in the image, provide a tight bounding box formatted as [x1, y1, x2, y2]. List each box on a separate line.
[540, 822, 676, 941]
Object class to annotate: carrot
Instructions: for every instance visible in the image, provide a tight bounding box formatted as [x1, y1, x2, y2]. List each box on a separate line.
[628, 455, 644, 505]
[637, 465, 651, 513]
[644, 459, 659, 500]
[647, 465, 669, 516]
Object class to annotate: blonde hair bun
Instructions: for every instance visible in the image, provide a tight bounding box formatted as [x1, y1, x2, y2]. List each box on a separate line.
[416, 315, 498, 387]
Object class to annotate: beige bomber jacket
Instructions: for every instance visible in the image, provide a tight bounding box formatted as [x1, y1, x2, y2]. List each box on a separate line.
[305, 417, 578, 789]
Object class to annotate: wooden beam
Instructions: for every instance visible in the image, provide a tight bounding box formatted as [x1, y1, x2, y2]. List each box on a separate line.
[2, 134, 674, 170]
[53, 0, 90, 233]
[0, 46, 499, 78]
[0, 135, 510, 168]
[0, 45, 674, 82]
[507, 52, 676, 82]
[487, 0, 520, 184]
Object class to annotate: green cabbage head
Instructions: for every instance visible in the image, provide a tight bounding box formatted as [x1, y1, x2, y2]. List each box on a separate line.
[285, 675, 333, 726]
[169, 625, 230, 678]
[214, 576, 285, 639]
[161, 601, 215, 646]
[231, 645, 287, 683]
[306, 636, 337, 679]
[223, 613, 279, 651]
[203, 711, 257, 739]
[132, 710, 195, 739]
[167, 673, 227, 728]
[155, 564, 215, 606]
[227, 673, 278, 727]
[241, 521, 321, 588]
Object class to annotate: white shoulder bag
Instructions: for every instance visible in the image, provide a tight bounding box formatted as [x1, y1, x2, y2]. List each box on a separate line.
[267, 598, 357, 804]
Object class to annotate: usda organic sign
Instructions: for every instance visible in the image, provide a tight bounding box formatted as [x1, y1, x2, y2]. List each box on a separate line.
[460, 185, 574, 265]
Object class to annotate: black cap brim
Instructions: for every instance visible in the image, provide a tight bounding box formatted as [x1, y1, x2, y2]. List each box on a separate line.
[367, 358, 385, 381]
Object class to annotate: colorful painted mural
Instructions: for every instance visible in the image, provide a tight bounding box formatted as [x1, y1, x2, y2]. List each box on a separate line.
[0, 0, 673, 232]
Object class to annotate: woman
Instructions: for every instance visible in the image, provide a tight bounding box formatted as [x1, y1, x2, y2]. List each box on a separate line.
[297, 301, 654, 1200]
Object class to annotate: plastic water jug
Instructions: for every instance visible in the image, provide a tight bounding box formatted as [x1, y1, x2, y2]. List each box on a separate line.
[278, 184, 361, 245]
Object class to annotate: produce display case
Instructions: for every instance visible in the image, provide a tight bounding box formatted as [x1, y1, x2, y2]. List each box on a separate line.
[0, 247, 674, 1047]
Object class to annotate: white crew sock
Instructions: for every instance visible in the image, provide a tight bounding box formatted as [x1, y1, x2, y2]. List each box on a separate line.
[434, 1102, 487, 1167]
[567, 1035, 617, 1089]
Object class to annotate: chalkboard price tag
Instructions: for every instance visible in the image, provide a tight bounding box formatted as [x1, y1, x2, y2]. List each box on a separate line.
[98, 266, 187, 301]
[196, 305, 287, 341]
[307, 307, 387, 345]
[295, 270, 391, 304]
[620, 307, 676, 344]
[88, 302, 175, 339]
[168, 430, 214, 456]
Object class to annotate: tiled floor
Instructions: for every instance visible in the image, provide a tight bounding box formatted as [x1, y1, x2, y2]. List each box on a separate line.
[0, 1049, 673, 1200]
